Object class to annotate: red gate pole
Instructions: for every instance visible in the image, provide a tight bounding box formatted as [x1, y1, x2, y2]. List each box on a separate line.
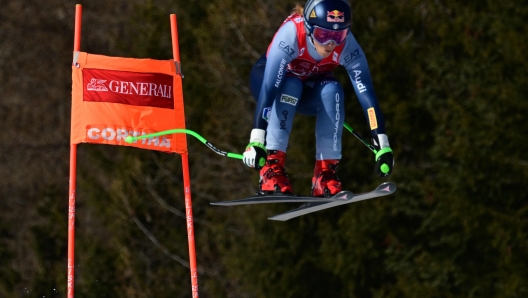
[182, 152, 199, 297]
[170, 14, 199, 298]
[68, 4, 82, 298]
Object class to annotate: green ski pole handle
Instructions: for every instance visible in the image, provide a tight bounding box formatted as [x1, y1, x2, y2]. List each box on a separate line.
[125, 129, 243, 160]
[375, 147, 393, 175]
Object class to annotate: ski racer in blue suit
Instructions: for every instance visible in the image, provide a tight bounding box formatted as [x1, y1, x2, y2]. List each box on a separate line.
[242, 0, 394, 197]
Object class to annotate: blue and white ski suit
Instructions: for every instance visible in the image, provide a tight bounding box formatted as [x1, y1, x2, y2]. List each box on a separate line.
[249, 14, 386, 160]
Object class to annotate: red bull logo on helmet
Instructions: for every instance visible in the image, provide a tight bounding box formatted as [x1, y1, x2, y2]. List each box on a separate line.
[327, 10, 345, 22]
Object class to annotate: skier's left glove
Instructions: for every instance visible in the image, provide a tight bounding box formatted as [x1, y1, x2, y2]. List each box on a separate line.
[243, 128, 268, 170]
[372, 134, 394, 177]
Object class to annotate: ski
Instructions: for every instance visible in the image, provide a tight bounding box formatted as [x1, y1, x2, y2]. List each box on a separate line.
[268, 182, 396, 221]
[210, 191, 354, 206]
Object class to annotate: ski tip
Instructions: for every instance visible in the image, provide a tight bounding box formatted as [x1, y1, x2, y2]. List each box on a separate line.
[377, 182, 396, 194]
[268, 214, 291, 221]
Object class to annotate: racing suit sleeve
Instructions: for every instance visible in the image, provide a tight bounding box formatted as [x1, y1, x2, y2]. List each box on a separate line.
[340, 32, 386, 136]
[253, 21, 299, 130]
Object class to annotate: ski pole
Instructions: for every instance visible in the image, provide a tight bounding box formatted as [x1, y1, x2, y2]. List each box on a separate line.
[343, 122, 377, 154]
[125, 129, 243, 160]
[125, 124, 373, 159]
[343, 123, 394, 175]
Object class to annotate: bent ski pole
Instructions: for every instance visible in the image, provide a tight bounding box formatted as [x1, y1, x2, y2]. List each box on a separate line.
[125, 125, 372, 159]
[343, 122, 377, 154]
[125, 129, 243, 160]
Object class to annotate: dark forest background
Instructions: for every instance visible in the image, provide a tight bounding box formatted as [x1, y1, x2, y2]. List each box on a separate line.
[1, 0, 527, 297]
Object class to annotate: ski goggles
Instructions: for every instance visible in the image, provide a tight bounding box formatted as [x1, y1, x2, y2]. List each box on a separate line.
[312, 26, 348, 45]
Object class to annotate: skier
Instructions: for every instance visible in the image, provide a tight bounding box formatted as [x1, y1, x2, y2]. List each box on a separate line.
[242, 0, 394, 197]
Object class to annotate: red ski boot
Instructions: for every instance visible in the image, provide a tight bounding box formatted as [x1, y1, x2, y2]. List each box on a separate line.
[311, 159, 342, 197]
[259, 150, 293, 194]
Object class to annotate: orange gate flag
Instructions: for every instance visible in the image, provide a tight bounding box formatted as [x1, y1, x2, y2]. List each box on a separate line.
[71, 52, 187, 154]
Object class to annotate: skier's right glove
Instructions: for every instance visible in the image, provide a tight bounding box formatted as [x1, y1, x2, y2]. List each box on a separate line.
[372, 134, 394, 177]
[243, 128, 268, 170]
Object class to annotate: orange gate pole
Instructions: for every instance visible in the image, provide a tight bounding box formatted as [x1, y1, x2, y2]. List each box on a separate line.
[68, 4, 82, 298]
[170, 14, 199, 298]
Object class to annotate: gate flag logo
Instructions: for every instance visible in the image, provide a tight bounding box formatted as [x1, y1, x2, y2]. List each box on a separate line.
[71, 52, 187, 154]
[86, 78, 108, 91]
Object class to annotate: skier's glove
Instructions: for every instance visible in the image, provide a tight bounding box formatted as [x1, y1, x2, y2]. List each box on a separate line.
[243, 129, 268, 170]
[372, 134, 394, 177]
